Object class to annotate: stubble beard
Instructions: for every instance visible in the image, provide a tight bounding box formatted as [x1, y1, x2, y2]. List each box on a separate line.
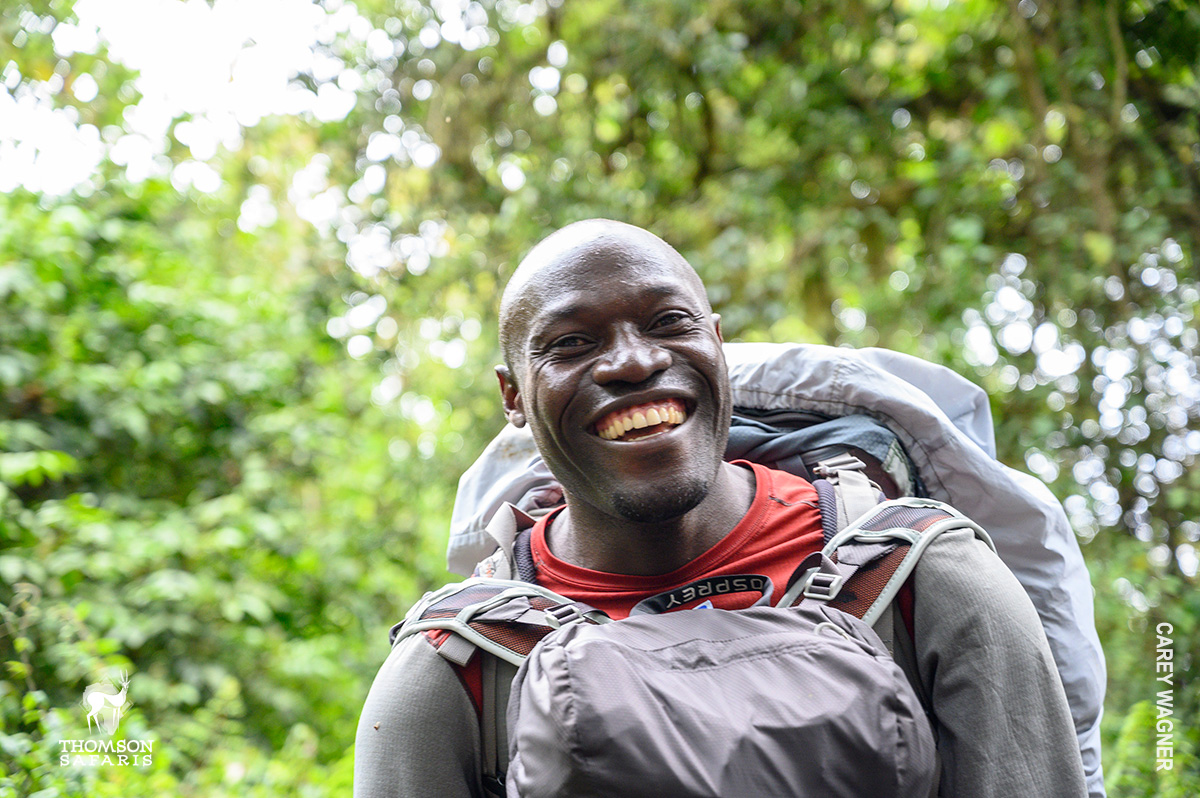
[607, 474, 712, 524]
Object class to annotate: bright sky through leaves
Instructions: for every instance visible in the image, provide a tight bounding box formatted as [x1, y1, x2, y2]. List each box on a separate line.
[1, 0, 361, 194]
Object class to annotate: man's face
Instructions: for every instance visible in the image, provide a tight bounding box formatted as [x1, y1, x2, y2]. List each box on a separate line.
[499, 237, 731, 524]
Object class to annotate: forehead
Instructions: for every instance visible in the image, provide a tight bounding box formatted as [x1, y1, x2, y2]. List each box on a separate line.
[518, 240, 705, 334]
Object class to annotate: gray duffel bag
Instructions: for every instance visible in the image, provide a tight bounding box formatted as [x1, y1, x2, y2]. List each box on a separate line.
[505, 600, 937, 797]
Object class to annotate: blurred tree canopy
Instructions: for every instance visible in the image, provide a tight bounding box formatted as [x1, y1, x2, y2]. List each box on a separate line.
[1, 0, 1197, 794]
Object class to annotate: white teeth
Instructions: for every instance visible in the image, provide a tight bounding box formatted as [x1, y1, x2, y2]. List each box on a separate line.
[598, 402, 688, 440]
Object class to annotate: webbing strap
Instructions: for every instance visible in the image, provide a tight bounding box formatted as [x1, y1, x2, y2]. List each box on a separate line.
[513, 527, 538, 583]
[437, 634, 476, 667]
[835, 467, 878, 530]
[779, 551, 856, 608]
[809, 461, 905, 650]
[814, 453, 879, 532]
[480, 653, 504, 795]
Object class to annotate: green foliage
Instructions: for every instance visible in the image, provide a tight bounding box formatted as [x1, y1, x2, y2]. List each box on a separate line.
[1, 0, 1197, 794]
[1107, 697, 1199, 798]
[0, 162, 459, 790]
[0, 180, 418, 794]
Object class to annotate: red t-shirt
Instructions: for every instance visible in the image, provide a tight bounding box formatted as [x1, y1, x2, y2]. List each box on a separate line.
[529, 462, 825, 619]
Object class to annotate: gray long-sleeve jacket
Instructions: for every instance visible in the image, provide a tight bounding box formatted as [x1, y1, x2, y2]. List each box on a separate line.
[355, 523, 1087, 797]
[446, 344, 1106, 796]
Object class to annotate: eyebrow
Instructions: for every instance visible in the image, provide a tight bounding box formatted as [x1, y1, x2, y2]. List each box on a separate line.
[527, 284, 691, 343]
[542, 284, 682, 321]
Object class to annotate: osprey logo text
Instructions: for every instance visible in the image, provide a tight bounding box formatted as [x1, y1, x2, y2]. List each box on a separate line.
[82, 670, 130, 734]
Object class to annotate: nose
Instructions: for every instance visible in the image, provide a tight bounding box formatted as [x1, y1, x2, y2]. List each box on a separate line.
[592, 326, 672, 385]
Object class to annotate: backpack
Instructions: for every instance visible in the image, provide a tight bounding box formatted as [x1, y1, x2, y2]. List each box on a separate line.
[394, 477, 994, 795]
[444, 342, 1105, 796]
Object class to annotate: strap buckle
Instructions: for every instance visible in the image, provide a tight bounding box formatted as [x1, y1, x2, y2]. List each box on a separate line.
[802, 570, 846, 601]
[544, 602, 605, 629]
[813, 453, 867, 482]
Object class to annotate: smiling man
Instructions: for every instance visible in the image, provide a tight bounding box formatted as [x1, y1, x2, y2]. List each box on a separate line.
[354, 220, 1088, 797]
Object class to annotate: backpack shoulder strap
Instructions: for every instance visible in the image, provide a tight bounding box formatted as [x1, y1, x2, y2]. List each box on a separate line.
[783, 497, 995, 655]
[391, 577, 606, 664]
[804, 451, 900, 646]
[825, 498, 995, 626]
[390, 577, 609, 795]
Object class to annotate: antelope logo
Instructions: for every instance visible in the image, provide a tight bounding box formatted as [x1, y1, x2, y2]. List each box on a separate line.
[81, 671, 131, 735]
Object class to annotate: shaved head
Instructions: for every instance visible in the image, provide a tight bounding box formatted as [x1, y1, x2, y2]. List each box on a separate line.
[499, 219, 709, 377]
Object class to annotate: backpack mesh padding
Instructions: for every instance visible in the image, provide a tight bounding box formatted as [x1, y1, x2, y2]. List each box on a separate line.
[858, 504, 954, 534]
[466, 616, 555, 657]
[418, 584, 514, 619]
[828, 544, 910, 620]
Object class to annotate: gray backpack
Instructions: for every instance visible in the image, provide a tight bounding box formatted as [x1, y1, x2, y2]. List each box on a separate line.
[394, 495, 995, 797]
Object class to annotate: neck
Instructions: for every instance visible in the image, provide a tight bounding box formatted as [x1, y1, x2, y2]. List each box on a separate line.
[548, 461, 756, 575]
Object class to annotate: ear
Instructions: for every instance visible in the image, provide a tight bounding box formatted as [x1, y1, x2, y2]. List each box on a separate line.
[711, 313, 723, 342]
[495, 365, 526, 428]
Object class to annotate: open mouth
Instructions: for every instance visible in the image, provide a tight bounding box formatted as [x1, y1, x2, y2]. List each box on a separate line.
[594, 398, 689, 442]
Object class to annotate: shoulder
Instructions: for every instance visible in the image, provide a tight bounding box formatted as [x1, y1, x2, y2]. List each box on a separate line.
[359, 632, 475, 720]
[905, 524, 1063, 737]
[354, 634, 483, 797]
[910, 523, 1044, 639]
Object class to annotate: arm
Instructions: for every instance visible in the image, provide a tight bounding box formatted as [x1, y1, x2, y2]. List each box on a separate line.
[901, 525, 1088, 798]
[354, 633, 484, 798]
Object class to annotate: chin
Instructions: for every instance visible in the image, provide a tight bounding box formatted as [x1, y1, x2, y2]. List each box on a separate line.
[609, 478, 710, 524]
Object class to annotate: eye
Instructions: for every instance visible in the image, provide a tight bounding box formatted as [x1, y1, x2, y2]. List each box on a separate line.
[548, 333, 592, 351]
[651, 310, 694, 330]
